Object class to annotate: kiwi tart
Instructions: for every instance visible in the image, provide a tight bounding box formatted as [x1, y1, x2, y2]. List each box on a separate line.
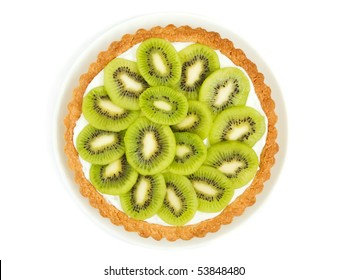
[64, 25, 278, 241]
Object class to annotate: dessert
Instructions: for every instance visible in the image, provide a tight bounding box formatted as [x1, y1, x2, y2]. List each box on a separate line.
[64, 25, 278, 241]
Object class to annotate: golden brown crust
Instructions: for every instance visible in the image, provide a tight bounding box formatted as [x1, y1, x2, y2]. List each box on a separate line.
[64, 25, 279, 241]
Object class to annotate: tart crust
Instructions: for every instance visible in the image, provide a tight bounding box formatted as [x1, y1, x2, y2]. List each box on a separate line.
[64, 25, 279, 241]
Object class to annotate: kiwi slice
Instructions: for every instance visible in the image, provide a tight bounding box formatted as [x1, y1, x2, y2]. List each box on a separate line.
[187, 166, 234, 213]
[209, 106, 266, 147]
[157, 173, 198, 226]
[171, 100, 213, 139]
[124, 117, 176, 175]
[104, 58, 149, 110]
[82, 86, 140, 132]
[76, 125, 125, 165]
[199, 67, 250, 115]
[139, 86, 188, 125]
[89, 155, 138, 195]
[204, 141, 259, 189]
[136, 38, 181, 87]
[120, 174, 166, 220]
[168, 132, 207, 175]
[176, 44, 220, 100]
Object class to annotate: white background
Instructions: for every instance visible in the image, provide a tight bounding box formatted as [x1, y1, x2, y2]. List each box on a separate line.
[1, 0, 347, 279]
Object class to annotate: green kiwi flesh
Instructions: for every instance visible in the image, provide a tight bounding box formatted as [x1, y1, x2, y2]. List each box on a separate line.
[82, 86, 140, 132]
[104, 58, 149, 110]
[136, 38, 182, 87]
[74, 39, 268, 226]
[168, 132, 207, 175]
[139, 86, 188, 125]
[171, 100, 213, 139]
[199, 67, 250, 115]
[157, 173, 198, 226]
[76, 124, 125, 165]
[89, 155, 138, 195]
[188, 166, 234, 213]
[209, 106, 266, 147]
[204, 141, 259, 189]
[120, 174, 166, 220]
[176, 44, 220, 100]
[124, 117, 176, 175]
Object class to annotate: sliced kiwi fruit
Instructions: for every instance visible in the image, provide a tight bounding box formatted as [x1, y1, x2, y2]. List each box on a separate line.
[175, 44, 220, 100]
[209, 106, 266, 147]
[76, 124, 125, 165]
[199, 67, 250, 116]
[168, 132, 207, 175]
[89, 155, 138, 195]
[104, 58, 149, 110]
[157, 173, 198, 226]
[82, 86, 140, 132]
[124, 117, 176, 175]
[204, 141, 259, 189]
[120, 174, 166, 220]
[171, 100, 213, 139]
[139, 86, 188, 125]
[187, 166, 234, 213]
[136, 38, 181, 87]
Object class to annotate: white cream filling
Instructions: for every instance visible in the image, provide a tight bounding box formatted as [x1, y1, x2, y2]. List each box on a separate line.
[73, 42, 268, 226]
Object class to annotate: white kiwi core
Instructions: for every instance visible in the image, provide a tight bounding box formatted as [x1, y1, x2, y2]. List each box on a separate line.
[226, 124, 250, 141]
[142, 132, 158, 159]
[192, 181, 218, 197]
[152, 53, 168, 75]
[134, 178, 151, 206]
[98, 99, 125, 114]
[166, 188, 182, 213]
[214, 80, 234, 106]
[186, 60, 204, 86]
[90, 134, 115, 150]
[120, 73, 144, 92]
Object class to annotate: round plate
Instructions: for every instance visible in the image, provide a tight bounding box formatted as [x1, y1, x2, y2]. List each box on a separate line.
[53, 12, 286, 246]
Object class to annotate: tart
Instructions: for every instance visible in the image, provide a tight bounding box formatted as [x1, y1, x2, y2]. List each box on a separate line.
[64, 25, 279, 241]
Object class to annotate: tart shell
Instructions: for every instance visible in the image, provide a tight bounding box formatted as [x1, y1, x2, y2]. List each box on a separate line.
[64, 25, 279, 241]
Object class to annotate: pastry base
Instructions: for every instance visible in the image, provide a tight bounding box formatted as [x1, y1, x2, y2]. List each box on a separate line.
[64, 25, 279, 241]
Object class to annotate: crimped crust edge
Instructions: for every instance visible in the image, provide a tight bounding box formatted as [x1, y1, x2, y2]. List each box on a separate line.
[64, 25, 279, 241]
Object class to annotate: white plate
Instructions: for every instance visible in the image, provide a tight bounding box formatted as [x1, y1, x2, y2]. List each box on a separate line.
[53, 12, 287, 247]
